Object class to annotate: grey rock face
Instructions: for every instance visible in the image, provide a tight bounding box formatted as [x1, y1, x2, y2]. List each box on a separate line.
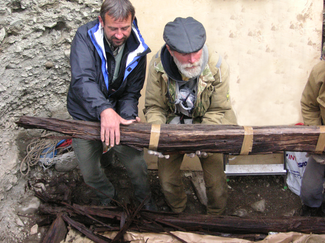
[0, 1, 101, 241]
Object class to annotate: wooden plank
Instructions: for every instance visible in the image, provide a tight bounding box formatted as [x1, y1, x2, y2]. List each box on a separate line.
[228, 153, 284, 165]
[190, 172, 207, 206]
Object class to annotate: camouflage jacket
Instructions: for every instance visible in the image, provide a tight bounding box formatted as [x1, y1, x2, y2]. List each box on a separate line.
[301, 60, 325, 125]
[144, 45, 237, 125]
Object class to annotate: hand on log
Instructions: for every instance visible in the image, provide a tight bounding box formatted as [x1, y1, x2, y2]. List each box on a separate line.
[147, 150, 170, 159]
[186, 151, 208, 158]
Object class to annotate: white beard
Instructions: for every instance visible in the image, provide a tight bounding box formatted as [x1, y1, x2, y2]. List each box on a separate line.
[173, 55, 203, 79]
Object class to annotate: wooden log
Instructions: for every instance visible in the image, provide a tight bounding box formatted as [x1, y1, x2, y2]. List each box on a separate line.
[140, 212, 325, 234]
[16, 115, 325, 154]
[42, 204, 325, 235]
[61, 214, 112, 243]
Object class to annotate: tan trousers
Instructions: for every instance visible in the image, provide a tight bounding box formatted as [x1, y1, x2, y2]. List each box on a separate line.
[158, 153, 228, 215]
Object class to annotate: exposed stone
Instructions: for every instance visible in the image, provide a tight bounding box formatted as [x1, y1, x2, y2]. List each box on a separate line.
[17, 196, 41, 215]
[232, 208, 248, 217]
[0, 28, 5, 43]
[8, 19, 24, 35]
[251, 199, 266, 212]
[16, 217, 25, 227]
[30, 224, 38, 235]
[44, 61, 54, 69]
[54, 152, 78, 172]
[0, 1, 100, 241]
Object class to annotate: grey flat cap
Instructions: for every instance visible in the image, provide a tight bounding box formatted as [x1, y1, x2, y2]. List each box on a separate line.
[163, 17, 206, 54]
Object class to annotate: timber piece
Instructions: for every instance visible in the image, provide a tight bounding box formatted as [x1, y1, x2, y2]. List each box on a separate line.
[190, 172, 207, 206]
[62, 202, 115, 229]
[42, 213, 67, 243]
[72, 204, 123, 221]
[61, 214, 112, 243]
[16, 116, 325, 154]
[45, 203, 325, 235]
[111, 196, 148, 243]
[141, 212, 325, 234]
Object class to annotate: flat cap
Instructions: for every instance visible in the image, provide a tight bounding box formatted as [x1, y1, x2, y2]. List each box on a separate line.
[163, 17, 206, 54]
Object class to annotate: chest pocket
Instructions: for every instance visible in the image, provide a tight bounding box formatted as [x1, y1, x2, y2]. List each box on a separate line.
[192, 83, 214, 117]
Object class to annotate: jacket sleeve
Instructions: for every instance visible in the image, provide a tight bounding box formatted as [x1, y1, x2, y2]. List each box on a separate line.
[69, 29, 113, 121]
[301, 67, 323, 126]
[144, 55, 168, 125]
[116, 56, 147, 120]
[201, 55, 237, 125]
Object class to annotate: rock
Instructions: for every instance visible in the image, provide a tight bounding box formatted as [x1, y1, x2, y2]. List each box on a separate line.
[33, 183, 46, 193]
[16, 217, 25, 227]
[44, 21, 59, 29]
[54, 151, 78, 172]
[8, 19, 24, 35]
[0, 28, 5, 43]
[232, 208, 248, 217]
[283, 209, 296, 217]
[251, 199, 266, 212]
[5, 174, 18, 191]
[44, 61, 54, 69]
[17, 196, 41, 214]
[30, 224, 38, 235]
[0, 7, 7, 15]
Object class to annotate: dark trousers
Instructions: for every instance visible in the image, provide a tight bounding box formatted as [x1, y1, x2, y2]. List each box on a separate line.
[73, 138, 151, 204]
[301, 156, 325, 208]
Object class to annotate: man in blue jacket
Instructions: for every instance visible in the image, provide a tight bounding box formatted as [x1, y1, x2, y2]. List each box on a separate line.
[67, 0, 156, 210]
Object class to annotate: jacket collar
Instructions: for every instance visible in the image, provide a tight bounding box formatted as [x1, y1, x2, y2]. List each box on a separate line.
[89, 18, 150, 61]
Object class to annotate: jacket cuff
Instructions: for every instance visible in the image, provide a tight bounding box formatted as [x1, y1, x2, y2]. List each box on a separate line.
[97, 104, 115, 120]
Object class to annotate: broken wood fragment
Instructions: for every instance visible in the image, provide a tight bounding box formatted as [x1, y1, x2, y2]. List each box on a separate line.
[16, 116, 325, 154]
[62, 202, 114, 229]
[61, 214, 112, 243]
[111, 196, 148, 243]
[190, 172, 207, 206]
[42, 213, 67, 243]
[142, 212, 325, 234]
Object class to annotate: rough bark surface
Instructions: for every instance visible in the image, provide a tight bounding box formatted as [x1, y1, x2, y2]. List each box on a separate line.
[17, 116, 325, 154]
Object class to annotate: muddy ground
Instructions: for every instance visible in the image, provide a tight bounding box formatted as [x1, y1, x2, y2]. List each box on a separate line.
[20, 150, 303, 242]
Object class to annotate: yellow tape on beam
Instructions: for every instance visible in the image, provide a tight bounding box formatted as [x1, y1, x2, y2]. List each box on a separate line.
[149, 124, 161, 151]
[240, 126, 253, 155]
[315, 126, 325, 153]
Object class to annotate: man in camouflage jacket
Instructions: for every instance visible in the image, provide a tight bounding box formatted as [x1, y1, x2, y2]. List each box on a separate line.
[299, 48, 325, 216]
[144, 17, 237, 215]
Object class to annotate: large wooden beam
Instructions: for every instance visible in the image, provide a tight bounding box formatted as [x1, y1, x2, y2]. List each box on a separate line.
[140, 212, 325, 235]
[16, 116, 325, 154]
[40, 204, 325, 235]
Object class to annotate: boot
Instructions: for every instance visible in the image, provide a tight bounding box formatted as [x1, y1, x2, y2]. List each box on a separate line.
[143, 197, 158, 211]
[299, 204, 325, 217]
